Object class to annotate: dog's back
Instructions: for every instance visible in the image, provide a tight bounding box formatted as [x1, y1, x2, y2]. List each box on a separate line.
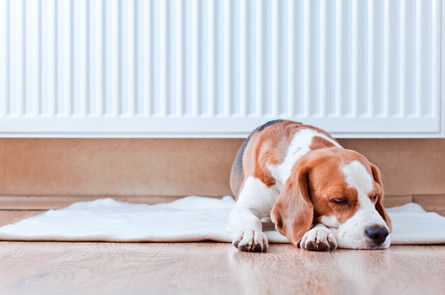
[230, 120, 338, 199]
[230, 120, 286, 198]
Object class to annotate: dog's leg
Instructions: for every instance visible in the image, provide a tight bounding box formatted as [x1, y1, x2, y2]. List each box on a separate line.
[299, 223, 337, 251]
[227, 177, 276, 252]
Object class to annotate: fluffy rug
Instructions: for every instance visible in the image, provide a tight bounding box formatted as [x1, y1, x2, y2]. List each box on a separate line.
[0, 196, 444, 245]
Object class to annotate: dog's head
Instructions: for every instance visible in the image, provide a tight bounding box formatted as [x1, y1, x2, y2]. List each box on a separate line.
[271, 147, 391, 249]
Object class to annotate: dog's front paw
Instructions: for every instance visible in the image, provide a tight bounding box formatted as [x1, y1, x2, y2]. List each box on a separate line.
[300, 227, 337, 251]
[232, 229, 269, 252]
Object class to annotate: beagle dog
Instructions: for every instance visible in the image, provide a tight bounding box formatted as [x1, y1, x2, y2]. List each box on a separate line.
[227, 120, 391, 252]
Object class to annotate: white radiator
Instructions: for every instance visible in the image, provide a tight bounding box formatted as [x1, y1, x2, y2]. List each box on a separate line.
[0, 0, 442, 138]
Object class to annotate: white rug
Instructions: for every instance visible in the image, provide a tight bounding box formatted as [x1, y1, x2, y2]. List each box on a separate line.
[0, 196, 444, 245]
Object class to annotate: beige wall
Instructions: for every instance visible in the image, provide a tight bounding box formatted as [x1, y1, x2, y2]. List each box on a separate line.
[0, 138, 444, 209]
[0, 138, 240, 197]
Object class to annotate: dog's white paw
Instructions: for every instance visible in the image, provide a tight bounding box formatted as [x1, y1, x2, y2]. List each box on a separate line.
[232, 229, 269, 252]
[300, 227, 337, 251]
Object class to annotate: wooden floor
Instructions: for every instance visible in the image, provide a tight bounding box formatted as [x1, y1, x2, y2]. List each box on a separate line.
[0, 212, 445, 295]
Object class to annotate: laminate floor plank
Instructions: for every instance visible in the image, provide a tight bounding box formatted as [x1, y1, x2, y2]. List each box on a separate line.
[0, 210, 43, 226]
[0, 242, 444, 295]
[0, 210, 444, 295]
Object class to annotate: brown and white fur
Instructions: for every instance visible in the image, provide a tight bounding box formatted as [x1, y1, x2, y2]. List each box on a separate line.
[227, 120, 391, 252]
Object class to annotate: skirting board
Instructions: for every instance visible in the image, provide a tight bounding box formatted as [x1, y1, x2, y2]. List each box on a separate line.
[0, 195, 444, 217]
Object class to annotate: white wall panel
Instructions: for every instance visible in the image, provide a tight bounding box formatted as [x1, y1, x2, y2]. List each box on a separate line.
[0, 0, 442, 137]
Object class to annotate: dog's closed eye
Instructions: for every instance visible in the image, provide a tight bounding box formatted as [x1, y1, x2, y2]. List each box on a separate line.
[331, 198, 347, 205]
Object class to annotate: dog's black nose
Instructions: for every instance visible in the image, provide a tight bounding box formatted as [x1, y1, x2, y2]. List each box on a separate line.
[365, 226, 389, 245]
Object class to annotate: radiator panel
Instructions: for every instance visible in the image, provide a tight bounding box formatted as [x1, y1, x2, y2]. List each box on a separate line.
[0, 0, 441, 137]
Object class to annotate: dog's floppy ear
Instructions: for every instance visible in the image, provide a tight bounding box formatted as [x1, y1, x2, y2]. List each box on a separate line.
[371, 163, 392, 231]
[271, 165, 313, 246]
